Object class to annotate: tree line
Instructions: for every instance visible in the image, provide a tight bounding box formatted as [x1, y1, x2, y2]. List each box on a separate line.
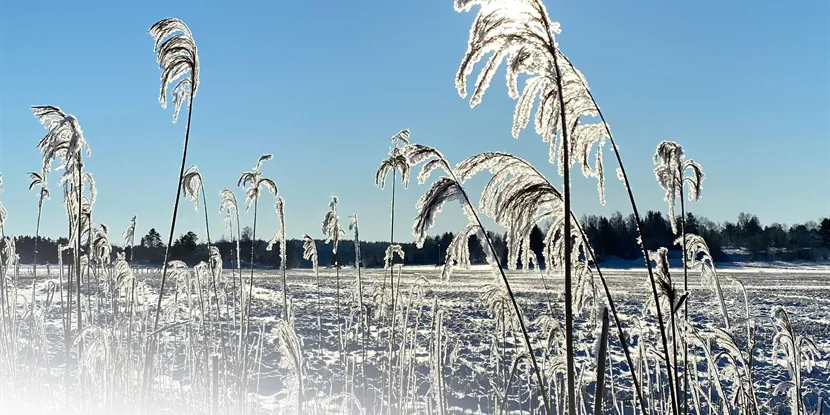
[6, 212, 829, 268]
[581, 211, 830, 262]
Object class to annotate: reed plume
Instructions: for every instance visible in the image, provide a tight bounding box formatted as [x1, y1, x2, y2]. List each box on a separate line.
[144, 18, 201, 404]
[27, 171, 50, 321]
[266, 196, 288, 318]
[237, 153, 277, 400]
[31, 105, 92, 369]
[376, 129, 411, 296]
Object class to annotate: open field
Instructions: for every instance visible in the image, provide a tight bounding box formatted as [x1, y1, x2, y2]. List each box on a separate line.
[3, 264, 828, 414]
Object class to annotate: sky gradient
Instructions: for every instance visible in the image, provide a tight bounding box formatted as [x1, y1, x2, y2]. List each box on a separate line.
[1, 0, 828, 245]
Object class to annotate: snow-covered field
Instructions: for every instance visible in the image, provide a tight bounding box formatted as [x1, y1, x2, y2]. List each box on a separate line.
[3, 264, 829, 414]
[253, 265, 830, 413]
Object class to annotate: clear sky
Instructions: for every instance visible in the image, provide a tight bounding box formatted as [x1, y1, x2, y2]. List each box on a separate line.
[1, 0, 828, 246]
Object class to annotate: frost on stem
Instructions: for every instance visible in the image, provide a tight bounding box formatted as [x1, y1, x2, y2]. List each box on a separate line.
[454, 0, 608, 204]
[653, 140, 705, 233]
[149, 18, 199, 123]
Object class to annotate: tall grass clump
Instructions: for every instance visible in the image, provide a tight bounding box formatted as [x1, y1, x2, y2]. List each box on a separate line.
[452, 1, 605, 412]
[454, 151, 646, 413]
[452, 0, 682, 412]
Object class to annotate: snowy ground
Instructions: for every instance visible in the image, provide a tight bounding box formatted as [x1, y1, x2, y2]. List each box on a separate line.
[8, 263, 830, 413]
[254, 264, 830, 413]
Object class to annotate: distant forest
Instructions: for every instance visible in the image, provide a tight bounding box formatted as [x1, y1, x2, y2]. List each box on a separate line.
[6, 211, 830, 268]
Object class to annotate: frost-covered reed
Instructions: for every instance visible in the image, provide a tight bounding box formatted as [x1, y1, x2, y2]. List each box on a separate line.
[144, 18, 201, 403]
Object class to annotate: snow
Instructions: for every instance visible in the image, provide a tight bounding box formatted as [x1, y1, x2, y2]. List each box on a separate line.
[2, 263, 828, 414]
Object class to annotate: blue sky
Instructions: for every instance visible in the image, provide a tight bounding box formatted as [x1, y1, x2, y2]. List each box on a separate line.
[0, 0, 828, 245]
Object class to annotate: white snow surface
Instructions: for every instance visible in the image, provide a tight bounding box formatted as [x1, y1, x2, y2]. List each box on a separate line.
[3, 263, 829, 414]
